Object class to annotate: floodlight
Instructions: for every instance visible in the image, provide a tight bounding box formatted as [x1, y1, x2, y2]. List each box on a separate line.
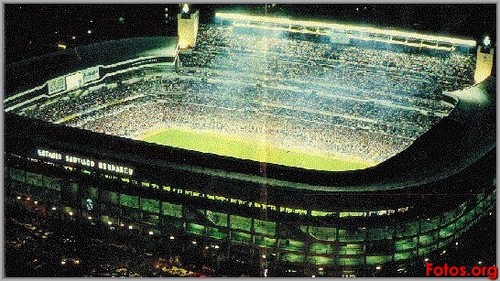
[182, 4, 190, 14]
[483, 36, 491, 47]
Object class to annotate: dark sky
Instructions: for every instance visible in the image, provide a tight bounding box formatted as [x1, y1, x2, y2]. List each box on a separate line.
[4, 4, 496, 64]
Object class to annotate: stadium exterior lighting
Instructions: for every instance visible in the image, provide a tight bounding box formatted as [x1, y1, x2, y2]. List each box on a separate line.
[51, 206, 57, 210]
[107, 221, 112, 225]
[88, 216, 92, 220]
[484, 36, 491, 47]
[215, 12, 476, 47]
[192, 240, 197, 245]
[16, 196, 21, 200]
[34, 201, 38, 205]
[149, 231, 154, 235]
[169, 235, 175, 240]
[68, 211, 73, 216]
[376, 266, 382, 270]
[182, 3, 189, 14]
[87, 29, 92, 34]
[129, 225, 133, 230]
[424, 258, 429, 262]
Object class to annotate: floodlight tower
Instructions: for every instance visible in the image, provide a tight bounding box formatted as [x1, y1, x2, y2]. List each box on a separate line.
[474, 35, 494, 84]
[177, 3, 199, 51]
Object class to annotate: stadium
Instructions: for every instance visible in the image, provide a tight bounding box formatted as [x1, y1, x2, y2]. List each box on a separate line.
[4, 5, 496, 277]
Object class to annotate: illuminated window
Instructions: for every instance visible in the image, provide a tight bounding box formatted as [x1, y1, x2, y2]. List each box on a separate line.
[187, 223, 205, 235]
[230, 215, 252, 231]
[207, 227, 227, 239]
[231, 231, 251, 244]
[308, 256, 334, 266]
[339, 211, 367, 218]
[254, 219, 276, 236]
[282, 253, 305, 263]
[366, 255, 391, 265]
[119, 194, 139, 209]
[141, 198, 160, 213]
[306, 226, 336, 241]
[309, 242, 333, 254]
[215, 196, 227, 202]
[255, 236, 275, 248]
[311, 210, 333, 217]
[207, 211, 227, 227]
[161, 201, 183, 218]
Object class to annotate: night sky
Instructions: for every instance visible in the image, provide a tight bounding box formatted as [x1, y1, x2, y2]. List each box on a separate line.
[4, 4, 496, 64]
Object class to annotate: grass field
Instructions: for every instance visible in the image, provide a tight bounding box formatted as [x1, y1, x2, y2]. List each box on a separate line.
[140, 127, 376, 171]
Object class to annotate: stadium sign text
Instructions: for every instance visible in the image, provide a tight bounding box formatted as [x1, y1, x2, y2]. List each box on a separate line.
[37, 149, 134, 176]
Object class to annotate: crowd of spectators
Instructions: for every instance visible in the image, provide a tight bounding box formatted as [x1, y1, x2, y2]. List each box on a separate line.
[17, 23, 476, 164]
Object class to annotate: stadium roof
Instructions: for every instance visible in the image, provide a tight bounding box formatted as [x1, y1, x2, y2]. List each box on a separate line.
[6, 36, 178, 94]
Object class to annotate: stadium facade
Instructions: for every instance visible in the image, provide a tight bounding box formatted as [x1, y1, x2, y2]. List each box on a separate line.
[4, 15, 496, 277]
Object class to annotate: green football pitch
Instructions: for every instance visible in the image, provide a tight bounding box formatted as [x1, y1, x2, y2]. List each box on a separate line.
[140, 128, 376, 171]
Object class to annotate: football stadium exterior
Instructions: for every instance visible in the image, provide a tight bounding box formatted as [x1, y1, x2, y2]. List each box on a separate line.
[4, 22, 496, 277]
